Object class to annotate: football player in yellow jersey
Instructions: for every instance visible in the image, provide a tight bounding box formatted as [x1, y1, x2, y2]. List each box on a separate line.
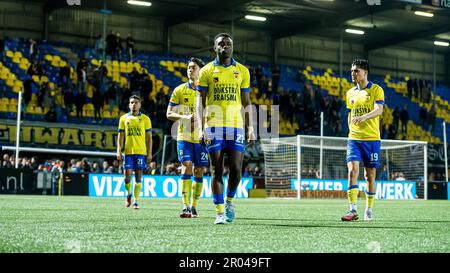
[342, 59, 384, 222]
[197, 33, 256, 224]
[117, 95, 153, 209]
[167, 57, 208, 218]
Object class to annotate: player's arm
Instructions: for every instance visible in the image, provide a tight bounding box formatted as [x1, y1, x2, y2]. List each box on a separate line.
[352, 103, 384, 125]
[146, 131, 152, 165]
[117, 117, 125, 163]
[117, 132, 124, 163]
[242, 91, 256, 145]
[241, 68, 256, 144]
[196, 67, 209, 145]
[145, 117, 153, 165]
[166, 104, 195, 126]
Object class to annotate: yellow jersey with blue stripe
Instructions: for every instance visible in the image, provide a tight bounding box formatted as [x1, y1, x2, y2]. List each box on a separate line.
[169, 81, 199, 143]
[118, 112, 152, 155]
[197, 58, 250, 129]
[346, 81, 385, 141]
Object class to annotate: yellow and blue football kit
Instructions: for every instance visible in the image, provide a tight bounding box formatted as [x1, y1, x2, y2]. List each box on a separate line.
[118, 112, 152, 170]
[197, 58, 250, 153]
[346, 81, 384, 168]
[169, 82, 209, 167]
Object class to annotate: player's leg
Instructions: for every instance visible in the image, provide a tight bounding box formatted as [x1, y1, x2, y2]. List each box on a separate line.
[224, 149, 244, 223]
[209, 150, 226, 224]
[191, 143, 208, 218]
[124, 169, 133, 207]
[342, 140, 361, 221]
[180, 160, 193, 217]
[364, 167, 376, 221]
[178, 141, 194, 217]
[123, 155, 133, 207]
[133, 169, 142, 209]
[191, 167, 204, 218]
[363, 140, 381, 221]
[132, 155, 147, 209]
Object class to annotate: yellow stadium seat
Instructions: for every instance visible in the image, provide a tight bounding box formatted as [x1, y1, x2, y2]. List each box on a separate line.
[26, 105, 35, 114]
[0, 104, 7, 112]
[6, 78, 14, 87]
[6, 51, 14, 58]
[103, 110, 111, 118]
[8, 104, 17, 112]
[1, 97, 9, 105]
[53, 55, 61, 62]
[13, 51, 22, 58]
[45, 55, 53, 61]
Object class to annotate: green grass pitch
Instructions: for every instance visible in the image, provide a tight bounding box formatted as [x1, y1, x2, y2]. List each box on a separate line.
[1, 195, 449, 253]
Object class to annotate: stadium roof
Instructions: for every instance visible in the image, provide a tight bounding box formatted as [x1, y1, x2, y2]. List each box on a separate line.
[22, 0, 450, 52]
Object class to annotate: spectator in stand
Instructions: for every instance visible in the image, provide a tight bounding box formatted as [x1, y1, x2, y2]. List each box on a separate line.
[140, 74, 153, 106]
[106, 30, 117, 60]
[116, 32, 123, 59]
[0, 34, 4, 55]
[23, 76, 33, 105]
[27, 61, 38, 77]
[76, 58, 87, 93]
[399, 105, 409, 134]
[59, 63, 71, 88]
[126, 33, 135, 61]
[406, 78, 413, 99]
[130, 67, 141, 93]
[92, 86, 103, 123]
[427, 106, 436, 133]
[91, 162, 100, 173]
[2, 154, 13, 168]
[243, 165, 252, 177]
[37, 60, 46, 77]
[419, 104, 427, 128]
[148, 161, 159, 175]
[255, 65, 263, 92]
[271, 66, 280, 94]
[413, 79, 419, 100]
[45, 106, 58, 122]
[74, 89, 86, 119]
[29, 38, 37, 61]
[95, 34, 106, 58]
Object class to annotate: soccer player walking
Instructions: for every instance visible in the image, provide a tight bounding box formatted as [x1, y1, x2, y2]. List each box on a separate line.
[197, 33, 256, 224]
[117, 95, 153, 209]
[167, 57, 209, 218]
[342, 59, 384, 221]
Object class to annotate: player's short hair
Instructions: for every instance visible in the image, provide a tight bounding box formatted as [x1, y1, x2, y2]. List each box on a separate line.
[214, 33, 233, 43]
[129, 95, 141, 102]
[352, 59, 370, 72]
[188, 57, 205, 68]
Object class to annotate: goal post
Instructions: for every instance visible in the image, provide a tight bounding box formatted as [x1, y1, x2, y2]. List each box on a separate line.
[261, 136, 428, 200]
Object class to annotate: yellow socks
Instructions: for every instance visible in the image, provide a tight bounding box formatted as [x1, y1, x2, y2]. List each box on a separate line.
[347, 185, 359, 211]
[134, 181, 142, 202]
[191, 177, 203, 207]
[366, 191, 375, 209]
[181, 174, 192, 207]
[213, 194, 225, 214]
[124, 179, 132, 196]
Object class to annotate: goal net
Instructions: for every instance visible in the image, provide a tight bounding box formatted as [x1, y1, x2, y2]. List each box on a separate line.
[261, 136, 428, 200]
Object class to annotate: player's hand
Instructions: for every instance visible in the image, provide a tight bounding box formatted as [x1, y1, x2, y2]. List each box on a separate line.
[247, 131, 256, 147]
[117, 152, 122, 163]
[146, 155, 152, 166]
[352, 115, 367, 125]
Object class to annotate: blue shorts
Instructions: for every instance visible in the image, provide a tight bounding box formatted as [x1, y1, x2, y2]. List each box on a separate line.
[177, 141, 209, 167]
[204, 127, 245, 154]
[346, 140, 381, 168]
[123, 154, 147, 170]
